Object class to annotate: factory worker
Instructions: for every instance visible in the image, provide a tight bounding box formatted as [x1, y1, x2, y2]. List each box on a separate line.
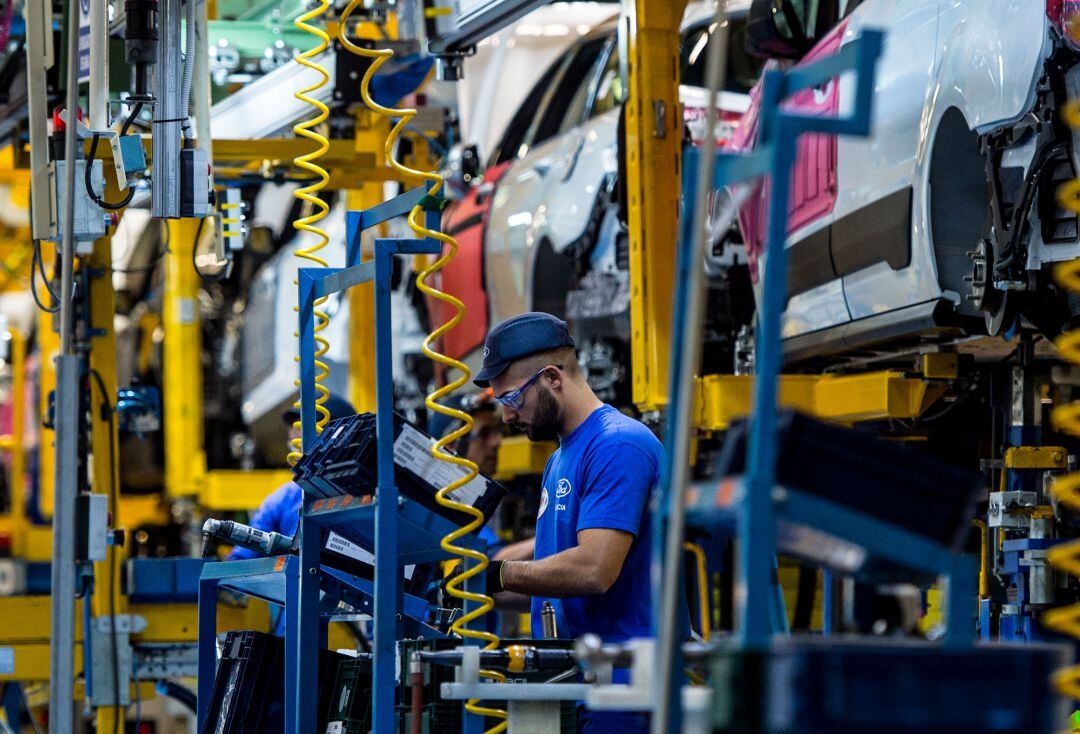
[473, 312, 687, 734]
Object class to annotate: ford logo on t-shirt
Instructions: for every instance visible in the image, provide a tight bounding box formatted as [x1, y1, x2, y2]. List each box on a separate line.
[556, 478, 572, 498]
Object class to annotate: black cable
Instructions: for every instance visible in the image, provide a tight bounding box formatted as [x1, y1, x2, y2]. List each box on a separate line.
[120, 102, 143, 137]
[35, 239, 59, 300]
[85, 134, 136, 211]
[89, 368, 122, 734]
[155, 680, 197, 713]
[85, 99, 143, 212]
[30, 241, 59, 314]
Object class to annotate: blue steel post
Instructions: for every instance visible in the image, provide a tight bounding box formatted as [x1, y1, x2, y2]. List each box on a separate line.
[294, 521, 322, 733]
[298, 271, 319, 453]
[294, 269, 323, 734]
[196, 575, 218, 731]
[944, 556, 977, 649]
[738, 70, 786, 650]
[650, 145, 703, 732]
[372, 242, 401, 734]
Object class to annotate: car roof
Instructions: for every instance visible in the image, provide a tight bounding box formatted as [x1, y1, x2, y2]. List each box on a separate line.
[583, 0, 751, 41]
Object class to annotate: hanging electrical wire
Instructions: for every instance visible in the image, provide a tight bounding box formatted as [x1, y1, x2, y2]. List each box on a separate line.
[287, 0, 334, 466]
[337, 3, 508, 731]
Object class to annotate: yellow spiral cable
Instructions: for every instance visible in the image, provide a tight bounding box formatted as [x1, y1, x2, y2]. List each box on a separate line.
[1044, 94, 1080, 725]
[338, 4, 508, 731]
[288, 0, 333, 466]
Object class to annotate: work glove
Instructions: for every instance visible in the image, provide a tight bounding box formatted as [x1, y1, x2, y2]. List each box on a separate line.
[439, 559, 505, 599]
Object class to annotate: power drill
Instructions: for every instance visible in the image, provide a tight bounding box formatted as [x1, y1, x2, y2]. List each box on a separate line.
[201, 518, 294, 557]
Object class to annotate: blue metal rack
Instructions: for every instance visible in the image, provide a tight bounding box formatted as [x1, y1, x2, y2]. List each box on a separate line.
[197, 186, 489, 734]
[294, 189, 440, 734]
[651, 30, 903, 730]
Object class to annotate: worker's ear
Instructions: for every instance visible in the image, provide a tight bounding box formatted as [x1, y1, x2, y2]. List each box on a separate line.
[545, 365, 564, 391]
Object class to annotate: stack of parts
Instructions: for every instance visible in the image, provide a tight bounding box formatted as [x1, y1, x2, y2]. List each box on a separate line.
[293, 412, 506, 526]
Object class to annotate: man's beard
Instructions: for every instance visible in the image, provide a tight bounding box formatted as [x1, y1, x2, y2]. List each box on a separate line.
[519, 386, 561, 442]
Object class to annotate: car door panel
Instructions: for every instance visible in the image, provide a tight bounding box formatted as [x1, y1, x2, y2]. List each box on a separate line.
[838, 0, 943, 323]
[485, 35, 611, 324]
[733, 21, 853, 340]
[544, 111, 619, 254]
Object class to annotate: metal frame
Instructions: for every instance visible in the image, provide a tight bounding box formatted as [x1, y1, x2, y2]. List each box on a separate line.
[293, 187, 439, 734]
[649, 31, 888, 732]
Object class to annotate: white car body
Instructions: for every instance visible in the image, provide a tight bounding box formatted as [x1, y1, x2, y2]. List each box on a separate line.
[483, 1, 755, 327]
[738, 0, 1075, 358]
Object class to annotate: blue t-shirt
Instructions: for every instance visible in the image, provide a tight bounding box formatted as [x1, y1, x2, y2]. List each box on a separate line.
[531, 405, 677, 642]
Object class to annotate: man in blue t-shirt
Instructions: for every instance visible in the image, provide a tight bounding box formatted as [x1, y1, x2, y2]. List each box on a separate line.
[475, 312, 684, 734]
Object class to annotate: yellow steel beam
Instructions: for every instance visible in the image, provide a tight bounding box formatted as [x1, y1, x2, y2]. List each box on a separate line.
[22, 525, 52, 561]
[1003, 445, 1068, 470]
[0, 329, 26, 555]
[0, 596, 268, 682]
[0, 643, 84, 682]
[0, 145, 30, 186]
[345, 116, 388, 414]
[623, 0, 687, 413]
[163, 219, 207, 497]
[87, 224, 126, 732]
[37, 285, 58, 519]
[212, 138, 390, 186]
[118, 494, 170, 528]
[695, 371, 948, 432]
[200, 468, 294, 510]
[493, 436, 556, 480]
[0, 596, 85, 643]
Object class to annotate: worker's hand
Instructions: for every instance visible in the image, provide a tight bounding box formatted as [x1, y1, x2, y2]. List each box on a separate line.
[438, 560, 505, 600]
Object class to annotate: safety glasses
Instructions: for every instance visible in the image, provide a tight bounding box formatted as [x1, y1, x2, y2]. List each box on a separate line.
[493, 365, 563, 410]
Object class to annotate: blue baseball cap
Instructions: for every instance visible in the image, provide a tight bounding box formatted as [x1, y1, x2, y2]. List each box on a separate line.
[283, 392, 356, 425]
[473, 312, 575, 388]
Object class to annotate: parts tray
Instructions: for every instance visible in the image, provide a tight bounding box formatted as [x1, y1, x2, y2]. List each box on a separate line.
[293, 411, 506, 527]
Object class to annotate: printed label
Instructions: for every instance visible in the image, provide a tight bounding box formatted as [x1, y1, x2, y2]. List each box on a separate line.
[326, 721, 344, 734]
[325, 532, 414, 580]
[393, 424, 488, 506]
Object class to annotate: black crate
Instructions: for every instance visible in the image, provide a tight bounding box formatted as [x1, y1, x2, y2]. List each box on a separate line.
[717, 410, 983, 552]
[323, 656, 374, 734]
[200, 631, 348, 734]
[294, 412, 507, 527]
[711, 638, 1070, 734]
[200, 630, 285, 734]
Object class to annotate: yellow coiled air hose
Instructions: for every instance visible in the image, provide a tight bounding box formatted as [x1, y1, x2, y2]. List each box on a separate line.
[288, 0, 333, 466]
[1044, 93, 1080, 728]
[337, 4, 508, 732]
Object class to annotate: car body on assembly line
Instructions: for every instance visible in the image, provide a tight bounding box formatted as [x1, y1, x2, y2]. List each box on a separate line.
[432, 0, 762, 402]
[732, 0, 1080, 363]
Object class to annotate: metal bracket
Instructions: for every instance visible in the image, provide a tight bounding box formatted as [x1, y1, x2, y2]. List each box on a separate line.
[134, 643, 199, 680]
[89, 614, 146, 706]
[57, 110, 130, 192]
